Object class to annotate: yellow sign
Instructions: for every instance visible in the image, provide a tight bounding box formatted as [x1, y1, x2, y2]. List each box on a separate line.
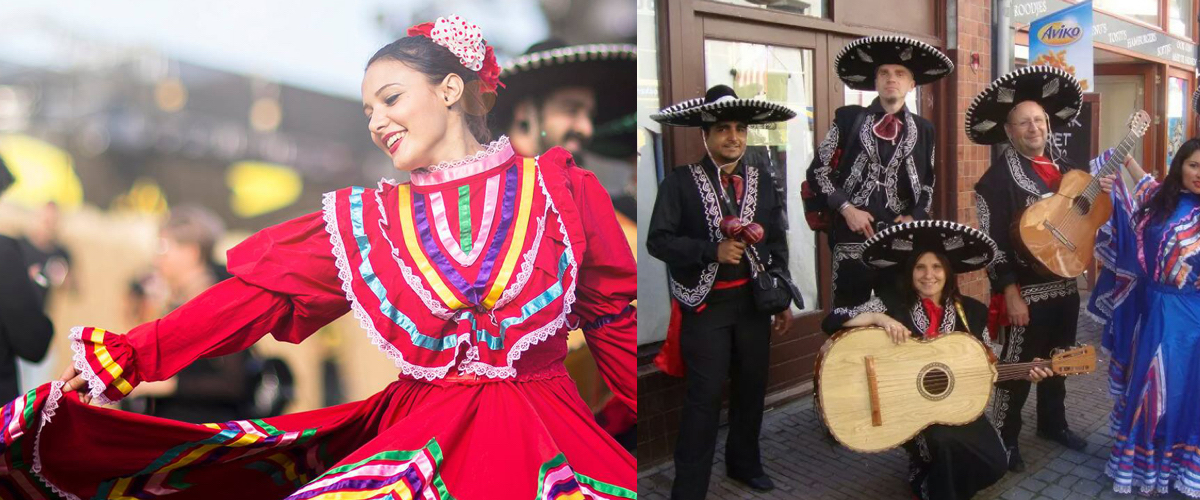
[226, 161, 303, 218]
[0, 134, 84, 208]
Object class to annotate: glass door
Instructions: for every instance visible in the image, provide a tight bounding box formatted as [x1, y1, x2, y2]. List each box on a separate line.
[703, 38, 820, 315]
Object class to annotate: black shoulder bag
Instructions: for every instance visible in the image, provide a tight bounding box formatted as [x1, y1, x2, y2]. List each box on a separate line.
[712, 162, 802, 315]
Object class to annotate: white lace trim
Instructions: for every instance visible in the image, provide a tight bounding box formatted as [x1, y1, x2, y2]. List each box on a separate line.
[67, 326, 121, 407]
[457, 155, 578, 379]
[417, 136, 511, 173]
[30, 381, 82, 500]
[322, 191, 458, 381]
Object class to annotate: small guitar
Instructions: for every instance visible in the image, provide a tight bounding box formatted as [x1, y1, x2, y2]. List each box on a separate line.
[1015, 110, 1152, 278]
[816, 327, 1095, 452]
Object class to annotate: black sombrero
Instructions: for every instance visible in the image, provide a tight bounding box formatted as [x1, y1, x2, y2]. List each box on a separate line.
[861, 220, 998, 273]
[651, 85, 796, 128]
[965, 66, 1083, 145]
[834, 36, 954, 91]
[489, 40, 635, 136]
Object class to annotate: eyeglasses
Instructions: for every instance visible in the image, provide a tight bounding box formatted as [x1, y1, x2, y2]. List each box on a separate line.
[1008, 116, 1047, 130]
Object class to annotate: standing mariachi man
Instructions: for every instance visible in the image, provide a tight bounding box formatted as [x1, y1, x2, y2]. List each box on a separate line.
[806, 36, 953, 309]
[648, 85, 798, 500]
[970, 66, 1091, 472]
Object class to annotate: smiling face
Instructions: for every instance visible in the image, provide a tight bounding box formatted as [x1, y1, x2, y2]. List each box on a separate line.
[1004, 100, 1049, 157]
[362, 59, 455, 172]
[911, 251, 947, 303]
[703, 120, 748, 167]
[1181, 149, 1200, 195]
[538, 86, 596, 155]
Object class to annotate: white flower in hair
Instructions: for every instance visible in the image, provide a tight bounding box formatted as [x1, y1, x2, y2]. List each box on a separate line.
[431, 15, 486, 72]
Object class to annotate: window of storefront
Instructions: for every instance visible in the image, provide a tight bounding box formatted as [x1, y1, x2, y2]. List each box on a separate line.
[637, 0, 671, 346]
[704, 38, 819, 313]
[1167, 76, 1188, 166]
[707, 0, 829, 19]
[1168, 0, 1194, 38]
[1094, 0, 1158, 27]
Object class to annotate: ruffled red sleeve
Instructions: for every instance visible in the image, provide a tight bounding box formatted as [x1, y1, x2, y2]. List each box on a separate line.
[541, 148, 637, 414]
[70, 210, 350, 405]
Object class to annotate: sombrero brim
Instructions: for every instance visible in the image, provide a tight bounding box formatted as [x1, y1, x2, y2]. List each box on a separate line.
[835, 36, 954, 91]
[861, 220, 998, 273]
[965, 66, 1083, 145]
[650, 98, 796, 127]
[490, 44, 635, 133]
[1192, 86, 1200, 115]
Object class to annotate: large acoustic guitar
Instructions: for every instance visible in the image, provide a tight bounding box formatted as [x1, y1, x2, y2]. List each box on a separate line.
[816, 327, 1095, 452]
[1016, 110, 1152, 278]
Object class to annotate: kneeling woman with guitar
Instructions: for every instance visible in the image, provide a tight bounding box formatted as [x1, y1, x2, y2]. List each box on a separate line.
[819, 220, 1056, 500]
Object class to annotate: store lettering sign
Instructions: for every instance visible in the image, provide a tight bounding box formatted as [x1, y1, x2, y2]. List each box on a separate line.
[1037, 20, 1084, 46]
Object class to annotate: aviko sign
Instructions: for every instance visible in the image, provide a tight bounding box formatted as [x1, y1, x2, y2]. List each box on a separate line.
[1037, 20, 1084, 46]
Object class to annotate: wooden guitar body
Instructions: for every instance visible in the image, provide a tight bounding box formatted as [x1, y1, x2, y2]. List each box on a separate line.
[817, 328, 996, 453]
[1015, 169, 1113, 279]
[816, 327, 1095, 452]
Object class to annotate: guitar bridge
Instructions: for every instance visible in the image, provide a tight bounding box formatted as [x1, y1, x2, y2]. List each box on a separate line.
[1043, 221, 1077, 251]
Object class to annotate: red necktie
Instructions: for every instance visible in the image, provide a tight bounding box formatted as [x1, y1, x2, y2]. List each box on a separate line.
[873, 113, 902, 143]
[921, 298, 944, 339]
[721, 173, 744, 205]
[1030, 156, 1063, 191]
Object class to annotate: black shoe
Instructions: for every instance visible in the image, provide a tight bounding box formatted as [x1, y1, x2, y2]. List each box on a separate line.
[1008, 447, 1026, 472]
[1037, 429, 1087, 451]
[729, 474, 775, 492]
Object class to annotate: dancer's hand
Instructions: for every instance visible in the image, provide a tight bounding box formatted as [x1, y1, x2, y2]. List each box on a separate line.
[58, 365, 92, 405]
[717, 240, 746, 265]
[842, 206, 875, 238]
[1099, 174, 1116, 195]
[1004, 285, 1030, 327]
[1028, 359, 1055, 382]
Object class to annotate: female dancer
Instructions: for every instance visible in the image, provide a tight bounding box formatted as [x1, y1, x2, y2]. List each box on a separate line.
[0, 15, 636, 500]
[1090, 135, 1200, 497]
[822, 220, 1050, 500]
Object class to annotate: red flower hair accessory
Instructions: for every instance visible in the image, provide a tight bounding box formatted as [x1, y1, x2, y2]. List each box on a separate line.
[407, 15, 504, 93]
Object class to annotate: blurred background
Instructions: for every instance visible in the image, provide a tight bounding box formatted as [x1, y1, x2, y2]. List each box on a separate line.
[0, 0, 634, 434]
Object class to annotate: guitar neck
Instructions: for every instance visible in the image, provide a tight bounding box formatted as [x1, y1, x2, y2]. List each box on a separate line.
[1095, 131, 1141, 180]
[995, 359, 1053, 382]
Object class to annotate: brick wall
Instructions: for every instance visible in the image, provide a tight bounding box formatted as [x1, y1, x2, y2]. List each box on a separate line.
[952, 0, 994, 303]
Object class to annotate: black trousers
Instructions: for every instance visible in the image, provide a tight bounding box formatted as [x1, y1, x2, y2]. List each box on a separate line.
[989, 280, 1080, 449]
[671, 288, 771, 500]
[903, 416, 1009, 500]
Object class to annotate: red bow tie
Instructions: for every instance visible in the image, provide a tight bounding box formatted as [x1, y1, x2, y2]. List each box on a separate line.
[873, 113, 902, 143]
[721, 172, 744, 205]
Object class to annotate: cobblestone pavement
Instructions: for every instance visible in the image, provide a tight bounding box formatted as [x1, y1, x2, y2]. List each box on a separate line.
[637, 303, 1193, 499]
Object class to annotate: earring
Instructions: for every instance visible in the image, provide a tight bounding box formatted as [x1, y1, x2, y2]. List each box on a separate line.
[540, 130, 547, 137]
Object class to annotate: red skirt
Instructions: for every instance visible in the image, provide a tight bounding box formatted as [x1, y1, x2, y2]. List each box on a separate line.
[0, 368, 636, 499]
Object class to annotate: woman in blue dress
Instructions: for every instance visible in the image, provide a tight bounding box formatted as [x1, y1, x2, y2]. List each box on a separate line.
[1089, 133, 1200, 497]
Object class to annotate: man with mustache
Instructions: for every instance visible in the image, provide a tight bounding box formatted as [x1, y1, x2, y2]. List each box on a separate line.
[491, 40, 634, 159]
[970, 67, 1093, 472]
[648, 85, 797, 500]
[806, 36, 953, 310]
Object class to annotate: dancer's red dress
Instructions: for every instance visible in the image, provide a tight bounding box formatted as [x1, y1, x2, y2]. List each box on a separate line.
[0, 138, 637, 499]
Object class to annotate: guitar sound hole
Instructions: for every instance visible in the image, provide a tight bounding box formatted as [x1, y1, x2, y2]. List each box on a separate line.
[917, 363, 954, 401]
[1073, 197, 1091, 215]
